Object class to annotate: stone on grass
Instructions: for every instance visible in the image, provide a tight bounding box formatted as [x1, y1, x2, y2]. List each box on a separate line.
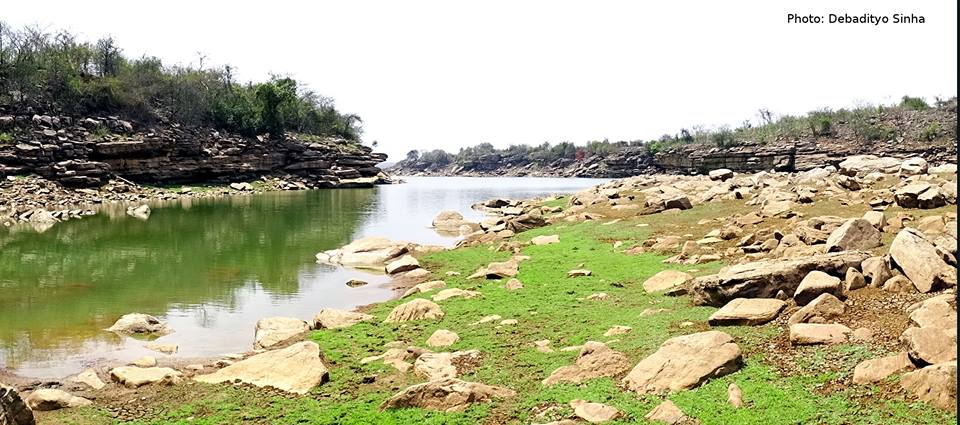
[468, 260, 519, 279]
[194, 341, 328, 395]
[401, 280, 446, 298]
[603, 326, 632, 337]
[313, 309, 375, 329]
[622, 331, 741, 393]
[253, 317, 309, 350]
[106, 313, 171, 335]
[644, 400, 689, 424]
[531, 235, 560, 245]
[728, 383, 743, 408]
[789, 323, 851, 345]
[568, 269, 592, 277]
[708, 298, 786, 326]
[505, 278, 524, 290]
[543, 341, 631, 386]
[413, 350, 482, 381]
[426, 329, 460, 347]
[889, 228, 957, 293]
[110, 366, 182, 388]
[900, 362, 957, 410]
[384, 299, 445, 323]
[380, 378, 515, 412]
[788, 293, 845, 325]
[643, 270, 693, 293]
[24, 389, 91, 411]
[386, 255, 420, 274]
[793, 271, 842, 306]
[852, 352, 915, 384]
[431, 288, 480, 302]
[570, 399, 621, 423]
[825, 219, 881, 252]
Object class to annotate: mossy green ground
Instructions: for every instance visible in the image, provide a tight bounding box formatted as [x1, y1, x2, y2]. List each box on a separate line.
[48, 200, 956, 424]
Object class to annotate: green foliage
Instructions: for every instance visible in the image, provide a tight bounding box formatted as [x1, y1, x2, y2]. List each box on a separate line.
[0, 23, 362, 140]
[808, 110, 833, 136]
[920, 123, 941, 141]
[900, 95, 930, 111]
[711, 126, 736, 147]
[90, 125, 110, 141]
[0, 132, 12, 144]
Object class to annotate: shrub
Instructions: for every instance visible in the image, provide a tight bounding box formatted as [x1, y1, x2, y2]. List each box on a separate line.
[0, 132, 13, 144]
[920, 123, 941, 141]
[808, 111, 833, 136]
[711, 127, 736, 148]
[900, 96, 929, 111]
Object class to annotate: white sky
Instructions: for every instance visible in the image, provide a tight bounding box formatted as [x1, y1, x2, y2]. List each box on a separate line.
[4, 1, 957, 160]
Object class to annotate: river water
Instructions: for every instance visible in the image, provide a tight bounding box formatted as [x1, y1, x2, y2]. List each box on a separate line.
[0, 177, 605, 378]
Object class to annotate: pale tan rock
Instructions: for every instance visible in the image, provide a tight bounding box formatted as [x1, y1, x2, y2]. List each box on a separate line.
[568, 269, 592, 277]
[889, 228, 957, 292]
[543, 341, 631, 386]
[194, 342, 328, 395]
[603, 325, 632, 337]
[432, 288, 480, 302]
[789, 323, 851, 345]
[106, 313, 171, 335]
[426, 329, 460, 347]
[708, 298, 786, 326]
[402, 280, 447, 298]
[861, 256, 892, 287]
[844, 268, 867, 292]
[794, 271, 842, 306]
[852, 352, 915, 384]
[882, 275, 916, 293]
[643, 270, 693, 293]
[110, 366, 182, 388]
[788, 293, 845, 325]
[384, 299, 445, 323]
[413, 350, 481, 381]
[471, 315, 502, 325]
[499, 319, 518, 325]
[901, 326, 957, 365]
[253, 317, 309, 349]
[24, 389, 92, 411]
[644, 400, 689, 424]
[586, 292, 608, 300]
[900, 362, 957, 410]
[570, 399, 622, 423]
[862, 211, 885, 229]
[531, 235, 560, 245]
[505, 278, 524, 290]
[622, 331, 741, 393]
[132, 356, 157, 368]
[467, 259, 519, 279]
[69, 369, 106, 390]
[380, 378, 515, 412]
[313, 309, 375, 329]
[534, 339, 553, 353]
[386, 255, 420, 274]
[728, 382, 743, 407]
[144, 342, 178, 355]
[825, 218, 881, 252]
[851, 327, 874, 341]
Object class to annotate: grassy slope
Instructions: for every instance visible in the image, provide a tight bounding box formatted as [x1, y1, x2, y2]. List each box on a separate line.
[50, 198, 956, 425]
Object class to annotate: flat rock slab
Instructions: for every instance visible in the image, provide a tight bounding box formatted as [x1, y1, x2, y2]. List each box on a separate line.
[110, 366, 182, 388]
[691, 252, 868, 307]
[194, 341, 329, 394]
[426, 329, 460, 347]
[386, 255, 420, 274]
[380, 378, 515, 412]
[413, 350, 481, 381]
[24, 389, 92, 411]
[644, 400, 690, 424]
[852, 352, 915, 384]
[622, 331, 742, 393]
[643, 270, 693, 293]
[543, 341, 631, 386]
[401, 280, 446, 298]
[313, 309, 375, 329]
[570, 399, 622, 423]
[531, 234, 560, 245]
[708, 298, 786, 326]
[468, 260, 519, 279]
[789, 323, 851, 345]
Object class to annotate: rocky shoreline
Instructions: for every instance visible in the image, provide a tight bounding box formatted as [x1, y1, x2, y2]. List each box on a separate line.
[3, 153, 959, 424]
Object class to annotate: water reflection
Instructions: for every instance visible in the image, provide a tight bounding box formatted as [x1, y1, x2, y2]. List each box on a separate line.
[0, 177, 604, 377]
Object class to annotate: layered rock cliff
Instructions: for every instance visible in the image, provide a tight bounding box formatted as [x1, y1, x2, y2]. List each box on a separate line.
[0, 110, 388, 187]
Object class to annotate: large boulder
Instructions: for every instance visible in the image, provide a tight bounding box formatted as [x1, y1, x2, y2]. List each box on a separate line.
[825, 219, 881, 252]
[313, 309, 375, 329]
[709, 169, 734, 181]
[622, 331, 741, 393]
[384, 299, 445, 322]
[1, 384, 35, 425]
[889, 228, 957, 293]
[385, 255, 420, 274]
[380, 378, 515, 412]
[900, 363, 957, 410]
[899, 157, 929, 175]
[642, 270, 693, 293]
[895, 183, 946, 209]
[253, 317, 310, 349]
[316, 237, 408, 268]
[839, 155, 901, 176]
[543, 341, 631, 386]
[691, 252, 868, 307]
[901, 326, 957, 365]
[708, 298, 786, 326]
[788, 293, 845, 325]
[852, 352, 915, 384]
[194, 341, 329, 394]
[432, 211, 471, 232]
[23, 389, 91, 411]
[105, 313, 171, 336]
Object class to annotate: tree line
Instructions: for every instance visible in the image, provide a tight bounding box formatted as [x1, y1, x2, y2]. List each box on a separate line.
[0, 23, 363, 140]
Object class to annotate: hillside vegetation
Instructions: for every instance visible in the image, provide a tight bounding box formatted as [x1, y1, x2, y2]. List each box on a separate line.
[0, 23, 362, 140]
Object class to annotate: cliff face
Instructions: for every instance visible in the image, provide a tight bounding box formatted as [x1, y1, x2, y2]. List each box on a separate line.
[0, 112, 387, 187]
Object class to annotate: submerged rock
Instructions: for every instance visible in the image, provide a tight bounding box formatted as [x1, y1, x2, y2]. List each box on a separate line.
[106, 313, 171, 336]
